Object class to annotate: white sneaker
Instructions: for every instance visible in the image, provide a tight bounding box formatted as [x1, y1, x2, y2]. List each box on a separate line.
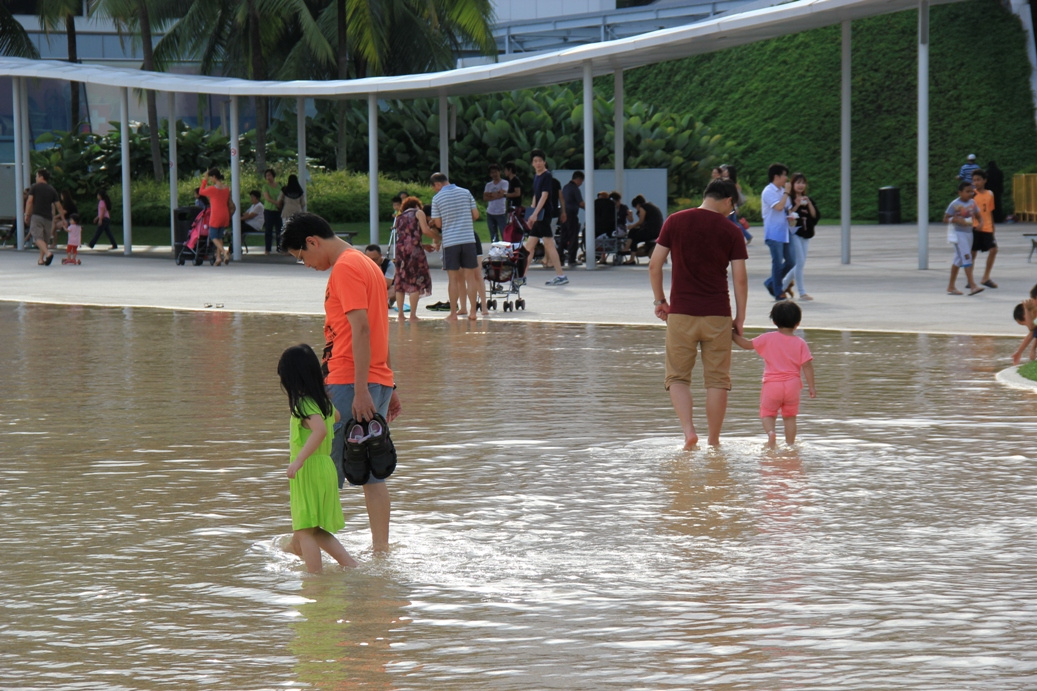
[546, 275, 569, 286]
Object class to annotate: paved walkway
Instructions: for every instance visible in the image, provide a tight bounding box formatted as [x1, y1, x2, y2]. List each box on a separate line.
[2, 223, 1035, 336]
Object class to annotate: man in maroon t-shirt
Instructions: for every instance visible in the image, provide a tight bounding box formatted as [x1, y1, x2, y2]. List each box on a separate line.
[649, 179, 748, 448]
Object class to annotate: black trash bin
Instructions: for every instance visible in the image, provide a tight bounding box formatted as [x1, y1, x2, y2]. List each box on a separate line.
[878, 186, 901, 224]
[173, 206, 200, 263]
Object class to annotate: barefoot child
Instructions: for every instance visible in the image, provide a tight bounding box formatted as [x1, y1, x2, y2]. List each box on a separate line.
[733, 301, 816, 447]
[277, 344, 358, 573]
[62, 213, 82, 265]
[1011, 284, 1037, 364]
[945, 182, 984, 296]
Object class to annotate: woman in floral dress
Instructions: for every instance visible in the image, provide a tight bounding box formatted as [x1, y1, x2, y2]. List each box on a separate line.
[393, 196, 439, 321]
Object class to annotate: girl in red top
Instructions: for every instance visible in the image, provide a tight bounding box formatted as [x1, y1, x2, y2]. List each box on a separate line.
[200, 168, 232, 265]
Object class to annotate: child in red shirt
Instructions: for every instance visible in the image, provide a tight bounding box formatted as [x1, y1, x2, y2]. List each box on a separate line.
[733, 301, 816, 448]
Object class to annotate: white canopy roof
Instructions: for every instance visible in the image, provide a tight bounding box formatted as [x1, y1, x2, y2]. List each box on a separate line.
[0, 0, 954, 100]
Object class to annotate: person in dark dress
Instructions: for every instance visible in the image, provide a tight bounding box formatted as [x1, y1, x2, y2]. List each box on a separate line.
[986, 161, 1005, 223]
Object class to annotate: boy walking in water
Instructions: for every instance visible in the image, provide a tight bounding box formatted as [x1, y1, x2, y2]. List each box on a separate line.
[971, 170, 998, 289]
[944, 182, 984, 296]
[733, 301, 816, 448]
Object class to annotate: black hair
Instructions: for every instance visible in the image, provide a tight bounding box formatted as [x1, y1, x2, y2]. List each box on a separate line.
[958, 181, 974, 192]
[572, 171, 585, 181]
[703, 179, 738, 201]
[278, 344, 333, 420]
[971, 169, 987, 181]
[249, 189, 261, 199]
[631, 194, 646, 207]
[768, 163, 789, 181]
[365, 243, 381, 253]
[1030, 283, 1037, 299]
[36, 168, 50, 182]
[279, 212, 335, 252]
[430, 172, 449, 185]
[70, 213, 80, 224]
[770, 300, 802, 329]
[282, 174, 304, 196]
[720, 164, 738, 184]
[609, 191, 622, 202]
[790, 172, 808, 204]
[264, 168, 276, 178]
[1014, 303, 1025, 322]
[488, 163, 500, 172]
[397, 191, 409, 201]
[206, 167, 223, 181]
[97, 189, 111, 211]
[530, 149, 546, 163]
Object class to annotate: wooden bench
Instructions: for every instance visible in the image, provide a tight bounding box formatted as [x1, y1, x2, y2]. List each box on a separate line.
[1025, 233, 1037, 263]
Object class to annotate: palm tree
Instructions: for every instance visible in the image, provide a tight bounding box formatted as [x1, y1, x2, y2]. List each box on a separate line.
[0, 7, 40, 58]
[38, 0, 84, 130]
[278, 0, 496, 169]
[92, 0, 182, 181]
[152, 0, 331, 171]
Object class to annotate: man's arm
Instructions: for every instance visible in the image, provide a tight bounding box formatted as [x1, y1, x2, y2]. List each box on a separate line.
[531, 188, 549, 220]
[24, 194, 34, 222]
[648, 244, 670, 322]
[505, 183, 522, 200]
[470, 194, 480, 222]
[731, 258, 748, 336]
[345, 309, 376, 420]
[482, 184, 497, 202]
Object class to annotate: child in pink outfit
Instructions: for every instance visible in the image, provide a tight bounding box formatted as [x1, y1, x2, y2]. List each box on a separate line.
[733, 301, 816, 447]
[62, 213, 82, 265]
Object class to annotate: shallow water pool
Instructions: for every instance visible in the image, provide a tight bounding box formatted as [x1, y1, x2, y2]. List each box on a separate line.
[1, 303, 1036, 689]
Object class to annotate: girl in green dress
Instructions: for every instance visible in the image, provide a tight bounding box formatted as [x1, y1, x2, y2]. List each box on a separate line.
[278, 344, 358, 573]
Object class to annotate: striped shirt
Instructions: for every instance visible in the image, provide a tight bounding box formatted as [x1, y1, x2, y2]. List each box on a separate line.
[431, 184, 477, 248]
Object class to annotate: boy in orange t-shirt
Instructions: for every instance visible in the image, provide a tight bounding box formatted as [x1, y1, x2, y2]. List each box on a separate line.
[280, 212, 401, 553]
[971, 169, 998, 289]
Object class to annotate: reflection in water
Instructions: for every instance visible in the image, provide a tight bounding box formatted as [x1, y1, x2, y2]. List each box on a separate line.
[2, 303, 1037, 688]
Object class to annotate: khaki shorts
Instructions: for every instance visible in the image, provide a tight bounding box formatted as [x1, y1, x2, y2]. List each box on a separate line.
[29, 215, 51, 244]
[664, 314, 734, 391]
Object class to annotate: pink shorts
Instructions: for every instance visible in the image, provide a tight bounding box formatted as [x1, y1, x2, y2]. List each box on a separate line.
[760, 379, 801, 417]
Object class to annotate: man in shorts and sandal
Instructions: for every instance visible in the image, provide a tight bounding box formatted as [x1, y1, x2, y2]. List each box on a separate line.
[281, 212, 402, 553]
[429, 172, 481, 322]
[649, 179, 748, 448]
[24, 168, 63, 266]
[520, 149, 568, 286]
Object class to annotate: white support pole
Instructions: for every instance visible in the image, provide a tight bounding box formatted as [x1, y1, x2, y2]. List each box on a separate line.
[614, 70, 623, 197]
[918, 0, 929, 269]
[296, 98, 307, 193]
[21, 78, 30, 191]
[120, 87, 132, 254]
[583, 62, 596, 271]
[369, 94, 379, 245]
[168, 92, 178, 249]
[439, 94, 449, 178]
[840, 20, 851, 265]
[13, 78, 24, 250]
[230, 96, 242, 261]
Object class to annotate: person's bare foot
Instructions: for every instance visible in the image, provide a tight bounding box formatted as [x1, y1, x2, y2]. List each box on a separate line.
[683, 432, 698, 450]
[766, 432, 777, 449]
[468, 312, 478, 321]
[445, 313, 458, 323]
[481, 310, 490, 317]
[397, 314, 406, 322]
[409, 315, 418, 323]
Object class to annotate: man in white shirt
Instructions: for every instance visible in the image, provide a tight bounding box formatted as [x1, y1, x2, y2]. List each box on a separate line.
[483, 163, 509, 242]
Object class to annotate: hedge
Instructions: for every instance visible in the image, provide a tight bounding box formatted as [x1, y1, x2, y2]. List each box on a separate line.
[611, 0, 1037, 221]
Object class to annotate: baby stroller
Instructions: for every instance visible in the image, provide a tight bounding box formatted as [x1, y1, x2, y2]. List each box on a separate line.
[483, 242, 526, 312]
[175, 207, 217, 266]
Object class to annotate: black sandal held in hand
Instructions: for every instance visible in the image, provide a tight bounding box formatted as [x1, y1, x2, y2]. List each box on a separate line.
[342, 419, 371, 486]
[365, 413, 397, 480]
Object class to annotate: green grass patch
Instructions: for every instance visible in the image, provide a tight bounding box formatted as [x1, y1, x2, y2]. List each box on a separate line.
[1018, 360, 1037, 382]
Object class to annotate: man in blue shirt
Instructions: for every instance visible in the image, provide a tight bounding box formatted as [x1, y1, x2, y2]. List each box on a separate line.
[761, 163, 795, 301]
[520, 149, 568, 286]
[958, 154, 980, 183]
[430, 172, 480, 322]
